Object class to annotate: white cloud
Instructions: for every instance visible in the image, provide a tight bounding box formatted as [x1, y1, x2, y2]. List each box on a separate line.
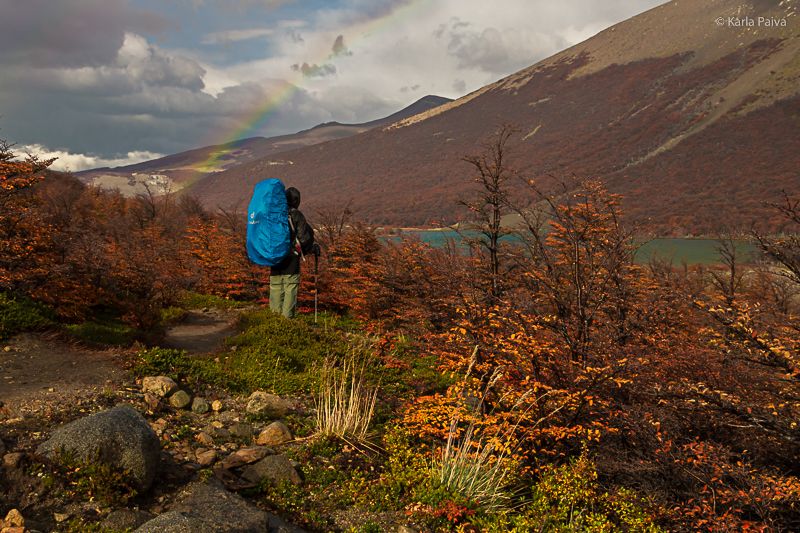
[0, 0, 666, 159]
[117, 33, 206, 90]
[20, 144, 163, 172]
[210, 0, 665, 118]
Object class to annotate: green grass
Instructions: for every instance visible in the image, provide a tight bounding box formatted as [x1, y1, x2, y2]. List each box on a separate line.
[0, 293, 55, 339]
[178, 291, 249, 310]
[0, 292, 55, 339]
[132, 309, 357, 395]
[219, 310, 352, 395]
[64, 319, 139, 347]
[133, 346, 242, 390]
[160, 305, 188, 324]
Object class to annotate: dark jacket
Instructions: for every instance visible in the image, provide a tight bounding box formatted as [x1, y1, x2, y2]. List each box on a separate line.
[271, 188, 314, 276]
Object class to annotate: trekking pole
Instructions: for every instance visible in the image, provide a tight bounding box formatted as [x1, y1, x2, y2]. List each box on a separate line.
[313, 246, 320, 323]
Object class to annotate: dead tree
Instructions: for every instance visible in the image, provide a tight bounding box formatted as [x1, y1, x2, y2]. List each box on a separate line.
[460, 124, 516, 299]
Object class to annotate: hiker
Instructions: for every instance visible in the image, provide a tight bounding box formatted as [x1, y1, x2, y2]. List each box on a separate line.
[269, 187, 316, 318]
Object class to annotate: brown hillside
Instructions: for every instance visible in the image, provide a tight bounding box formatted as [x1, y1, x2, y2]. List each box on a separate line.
[77, 95, 451, 197]
[190, 0, 800, 234]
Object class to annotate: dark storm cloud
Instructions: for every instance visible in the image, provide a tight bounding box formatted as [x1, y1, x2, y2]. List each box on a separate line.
[0, 0, 165, 68]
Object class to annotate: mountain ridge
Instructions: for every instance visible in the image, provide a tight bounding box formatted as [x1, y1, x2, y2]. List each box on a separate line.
[76, 94, 452, 196]
[188, 0, 799, 234]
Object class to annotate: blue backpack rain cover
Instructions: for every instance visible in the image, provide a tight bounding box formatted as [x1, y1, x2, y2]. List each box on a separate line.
[246, 178, 291, 266]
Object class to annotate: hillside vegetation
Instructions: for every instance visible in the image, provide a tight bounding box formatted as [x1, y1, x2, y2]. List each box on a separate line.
[1, 137, 800, 531]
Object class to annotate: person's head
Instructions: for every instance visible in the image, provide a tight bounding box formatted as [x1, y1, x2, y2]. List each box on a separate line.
[286, 187, 301, 208]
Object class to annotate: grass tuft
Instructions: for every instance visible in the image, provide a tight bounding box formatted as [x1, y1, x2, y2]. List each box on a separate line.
[315, 348, 379, 441]
[437, 420, 514, 512]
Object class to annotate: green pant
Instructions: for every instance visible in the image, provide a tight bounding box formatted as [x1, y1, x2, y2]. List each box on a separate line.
[269, 273, 300, 318]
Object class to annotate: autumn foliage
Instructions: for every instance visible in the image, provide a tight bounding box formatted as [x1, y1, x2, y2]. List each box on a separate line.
[1, 135, 799, 530]
[313, 176, 800, 528]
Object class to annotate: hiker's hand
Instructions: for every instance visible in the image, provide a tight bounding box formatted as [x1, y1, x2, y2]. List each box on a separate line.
[312, 243, 321, 257]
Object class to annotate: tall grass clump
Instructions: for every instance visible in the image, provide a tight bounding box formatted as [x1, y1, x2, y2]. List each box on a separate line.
[437, 419, 514, 512]
[315, 348, 379, 441]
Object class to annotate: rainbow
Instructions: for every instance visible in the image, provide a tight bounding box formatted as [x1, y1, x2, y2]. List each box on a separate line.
[191, 0, 431, 178]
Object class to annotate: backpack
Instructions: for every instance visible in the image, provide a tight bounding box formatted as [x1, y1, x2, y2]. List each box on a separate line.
[246, 178, 292, 266]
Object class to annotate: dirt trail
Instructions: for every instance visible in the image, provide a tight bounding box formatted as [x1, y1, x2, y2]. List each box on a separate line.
[162, 309, 240, 354]
[0, 309, 241, 414]
[0, 333, 126, 413]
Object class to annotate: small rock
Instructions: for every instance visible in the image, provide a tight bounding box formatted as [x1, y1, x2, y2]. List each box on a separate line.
[191, 397, 210, 414]
[144, 393, 160, 412]
[195, 431, 214, 446]
[256, 421, 293, 447]
[141, 376, 178, 398]
[3, 509, 24, 527]
[3, 346, 11, 352]
[196, 449, 217, 466]
[207, 426, 230, 439]
[240, 454, 303, 486]
[169, 390, 192, 409]
[246, 391, 289, 418]
[3, 452, 24, 469]
[219, 446, 274, 470]
[217, 411, 238, 423]
[211, 400, 223, 412]
[53, 512, 70, 523]
[150, 418, 168, 434]
[229, 422, 253, 439]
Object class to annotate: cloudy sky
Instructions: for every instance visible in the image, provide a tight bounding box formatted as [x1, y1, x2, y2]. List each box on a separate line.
[0, 0, 664, 170]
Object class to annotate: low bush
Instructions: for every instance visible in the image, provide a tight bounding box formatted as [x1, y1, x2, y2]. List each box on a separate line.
[50, 451, 138, 507]
[473, 453, 663, 532]
[0, 292, 54, 339]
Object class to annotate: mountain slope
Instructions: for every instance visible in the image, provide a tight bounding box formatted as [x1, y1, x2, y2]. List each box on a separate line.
[191, 0, 800, 234]
[77, 95, 451, 196]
